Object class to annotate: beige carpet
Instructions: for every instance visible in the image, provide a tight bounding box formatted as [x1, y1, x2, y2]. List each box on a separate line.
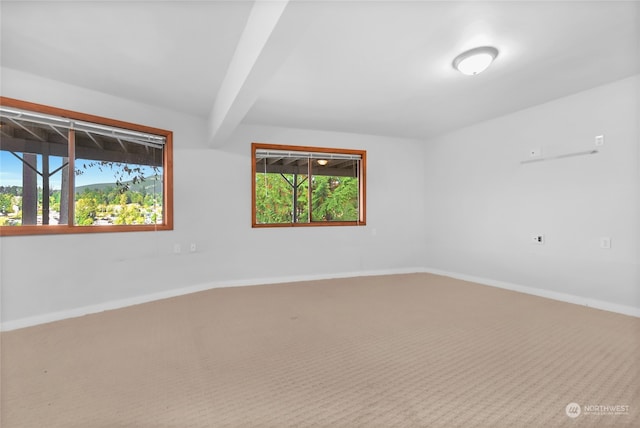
[1, 273, 638, 427]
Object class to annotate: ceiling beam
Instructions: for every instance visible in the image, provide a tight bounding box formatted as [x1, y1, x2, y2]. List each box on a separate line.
[207, 0, 313, 147]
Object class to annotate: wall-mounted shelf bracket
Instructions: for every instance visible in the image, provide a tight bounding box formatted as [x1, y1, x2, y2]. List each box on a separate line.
[520, 149, 598, 165]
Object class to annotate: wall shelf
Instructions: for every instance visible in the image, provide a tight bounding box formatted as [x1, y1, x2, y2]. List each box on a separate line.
[520, 149, 598, 165]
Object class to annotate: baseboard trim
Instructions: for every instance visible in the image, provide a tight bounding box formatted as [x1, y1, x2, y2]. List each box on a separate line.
[4, 266, 637, 331]
[0, 267, 424, 331]
[422, 267, 640, 318]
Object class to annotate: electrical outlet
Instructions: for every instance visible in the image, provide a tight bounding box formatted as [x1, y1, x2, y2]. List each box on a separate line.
[190, 243, 197, 252]
[532, 235, 545, 245]
[595, 135, 604, 146]
[600, 237, 611, 249]
[173, 243, 181, 254]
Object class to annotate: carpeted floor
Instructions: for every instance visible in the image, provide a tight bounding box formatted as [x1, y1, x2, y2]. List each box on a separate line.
[1, 273, 638, 427]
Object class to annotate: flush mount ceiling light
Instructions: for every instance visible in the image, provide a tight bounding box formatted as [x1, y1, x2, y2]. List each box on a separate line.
[317, 159, 328, 166]
[452, 46, 499, 76]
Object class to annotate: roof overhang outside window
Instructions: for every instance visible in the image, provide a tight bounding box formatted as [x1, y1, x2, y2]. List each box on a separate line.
[0, 107, 166, 166]
[255, 149, 361, 178]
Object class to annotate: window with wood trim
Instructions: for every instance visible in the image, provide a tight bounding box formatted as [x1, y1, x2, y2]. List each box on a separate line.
[252, 143, 366, 227]
[0, 97, 173, 235]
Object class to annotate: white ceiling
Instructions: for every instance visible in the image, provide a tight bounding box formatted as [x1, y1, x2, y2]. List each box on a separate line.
[2, 1, 639, 142]
[1, 1, 253, 117]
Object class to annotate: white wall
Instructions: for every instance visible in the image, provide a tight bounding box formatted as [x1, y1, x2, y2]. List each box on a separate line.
[2, 67, 637, 328]
[0, 68, 425, 328]
[423, 75, 640, 313]
[219, 123, 426, 278]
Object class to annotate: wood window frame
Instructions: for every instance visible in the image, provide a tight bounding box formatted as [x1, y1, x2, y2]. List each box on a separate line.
[252, 142, 366, 228]
[0, 97, 173, 236]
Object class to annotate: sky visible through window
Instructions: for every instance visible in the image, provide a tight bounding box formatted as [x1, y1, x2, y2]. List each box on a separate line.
[0, 151, 157, 189]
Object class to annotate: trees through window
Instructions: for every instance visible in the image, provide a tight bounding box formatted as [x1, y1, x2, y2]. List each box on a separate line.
[252, 143, 366, 227]
[0, 97, 173, 235]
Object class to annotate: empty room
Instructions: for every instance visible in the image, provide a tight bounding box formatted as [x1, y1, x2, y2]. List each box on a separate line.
[0, 1, 638, 427]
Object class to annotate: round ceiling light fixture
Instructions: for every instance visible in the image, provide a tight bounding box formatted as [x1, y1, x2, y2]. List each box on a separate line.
[452, 46, 499, 76]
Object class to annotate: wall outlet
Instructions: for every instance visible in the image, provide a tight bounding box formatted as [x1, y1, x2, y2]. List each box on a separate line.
[529, 147, 542, 157]
[173, 243, 181, 254]
[595, 135, 604, 146]
[190, 243, 197, 252]
[600, 237, 611, 249]
[532, 235, 545, 245]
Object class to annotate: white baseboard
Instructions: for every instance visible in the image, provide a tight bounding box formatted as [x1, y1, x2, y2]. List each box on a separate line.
[0, 267, 424, 331]
[422, 267, 640, 318]
[3, 266, 637, 331]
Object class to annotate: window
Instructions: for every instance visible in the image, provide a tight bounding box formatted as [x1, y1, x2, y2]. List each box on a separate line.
[252, 143, 366, 227]
[0, 97, 173, 235]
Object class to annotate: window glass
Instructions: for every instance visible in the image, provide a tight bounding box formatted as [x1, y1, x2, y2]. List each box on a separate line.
[253, 144, 365, 227]
[0, 98, 172, 235]
[74, 132, 164, 226]
[0, 114, 69, 227]
[311, 159, 359, 222]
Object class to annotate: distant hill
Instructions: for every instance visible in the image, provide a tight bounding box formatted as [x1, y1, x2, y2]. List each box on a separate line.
[76, 175, 163, 194]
